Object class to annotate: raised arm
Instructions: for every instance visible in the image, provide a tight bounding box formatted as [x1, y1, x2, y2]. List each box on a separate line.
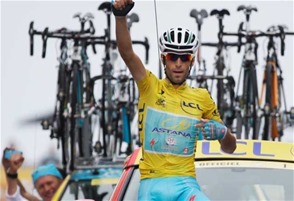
[2, 148, 24, 198]
[18, 179, 40, 201]
[113, 0, 146, 81]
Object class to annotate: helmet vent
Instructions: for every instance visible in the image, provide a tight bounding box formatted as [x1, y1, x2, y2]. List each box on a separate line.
[178, 32, 183, 43]
[170, 31, 174, 42]
[184, 32, 190, 43]
[163, 33, 167, 41]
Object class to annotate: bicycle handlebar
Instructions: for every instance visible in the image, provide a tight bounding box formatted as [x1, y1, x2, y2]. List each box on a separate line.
[201, 41, 242, 49]
[220, 26, 292, 56]
[88, 37, 149, 64]
[29, 21, 98, 58]
[41, 29, 99, 58]
[188, 74, 234, 82]
[29, 22, 149, 64]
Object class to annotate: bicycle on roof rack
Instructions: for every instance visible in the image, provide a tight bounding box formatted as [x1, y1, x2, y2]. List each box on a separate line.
[189, 8, 240, 129]
[258, 25, 294, 141]
[91, 2, 149, 160]
[232, 5, 261, 140]
[29, 13, 107, 173]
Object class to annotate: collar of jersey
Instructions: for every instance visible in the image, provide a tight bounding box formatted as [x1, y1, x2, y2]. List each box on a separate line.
[163, 79, 188, 91]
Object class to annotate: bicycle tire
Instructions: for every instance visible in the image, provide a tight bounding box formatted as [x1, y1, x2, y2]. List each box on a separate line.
[79, 63, 93, 158]
[69, 62, 83, 171]
[250, 64, 259, 139]
[262, 63, 272, 140]
[58, 63, 71, 172]
[222, 76, 236, 129]
[216, 57, 225, 118]
[271, 63, 280, 141]
[243, 67, 251, 139]
[72, 62, 94, 161]
[235, 109, 243, 139]
[242, 62, 259, 139]
[277, 73, 286, 140]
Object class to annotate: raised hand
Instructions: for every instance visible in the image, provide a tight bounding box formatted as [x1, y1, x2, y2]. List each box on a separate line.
[112, 0, 134, 16]
[2, 148, 24, 172]
[9, 153, 24, 173]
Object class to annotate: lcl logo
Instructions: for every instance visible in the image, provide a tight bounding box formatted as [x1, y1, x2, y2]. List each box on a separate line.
[201, 141, 275, 157]
[180, 101, 203, 115]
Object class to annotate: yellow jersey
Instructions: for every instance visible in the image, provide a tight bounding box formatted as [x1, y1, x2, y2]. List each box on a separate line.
[136, 70, 222, 179]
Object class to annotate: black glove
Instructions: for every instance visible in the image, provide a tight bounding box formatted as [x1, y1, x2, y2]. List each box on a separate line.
[112, 2, 135, 16]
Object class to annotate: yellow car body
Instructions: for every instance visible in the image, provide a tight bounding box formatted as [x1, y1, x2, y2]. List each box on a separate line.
[110, 140, 294, 201]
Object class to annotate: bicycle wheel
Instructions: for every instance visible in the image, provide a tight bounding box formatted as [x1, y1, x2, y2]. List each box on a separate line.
[242, 62, 259, 139]
[262, 63, 272, 140]
[242, 67, 251, 139]
[222, 76, 236, 129]
[249, 63, 259, 139]
[69, 62, 85, 170]
[79, 63, 93, 158]
[235, 108, 243, 139]
[57, 63, 71, 172]
[216, 57, 225, 118]
[271, 63, 280, 140]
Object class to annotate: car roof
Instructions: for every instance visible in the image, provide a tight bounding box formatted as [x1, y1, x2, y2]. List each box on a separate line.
[128, 140, 294, 166]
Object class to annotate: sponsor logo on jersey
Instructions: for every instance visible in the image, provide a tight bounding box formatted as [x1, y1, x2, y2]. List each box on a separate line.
[180, 100, 203, 115]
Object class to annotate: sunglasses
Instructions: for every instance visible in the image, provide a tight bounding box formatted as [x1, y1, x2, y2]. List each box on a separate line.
[164, 53, 194, 62]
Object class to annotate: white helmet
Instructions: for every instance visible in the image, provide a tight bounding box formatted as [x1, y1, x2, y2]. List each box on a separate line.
[159, 27, 199, 54]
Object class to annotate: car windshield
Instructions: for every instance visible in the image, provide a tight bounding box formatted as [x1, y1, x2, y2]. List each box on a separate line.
[124, 164, 293, 201]
[60, 180, 116, 201]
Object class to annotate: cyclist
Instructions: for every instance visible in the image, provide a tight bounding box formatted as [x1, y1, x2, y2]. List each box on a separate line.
[113, 0, 236, 200]
[2, 148, 64, 201]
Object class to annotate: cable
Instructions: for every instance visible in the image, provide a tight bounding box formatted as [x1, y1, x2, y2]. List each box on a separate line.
[153, 0, 162, 78]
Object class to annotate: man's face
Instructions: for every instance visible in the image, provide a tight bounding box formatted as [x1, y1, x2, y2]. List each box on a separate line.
[35, 175, 62, 201]
[162, 53, 194, 86]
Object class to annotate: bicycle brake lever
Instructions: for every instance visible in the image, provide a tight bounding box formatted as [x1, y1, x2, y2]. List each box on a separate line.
[237, 22, 244, 53]
[89, 21, 96, 35]
[42, 27, 49, 58]
[29, 21, 34, 56]
[278, 25, 285, 56]
[112, 2, 135, 16]
[144, 37, 149, 64]
[91, 41, 97, 54]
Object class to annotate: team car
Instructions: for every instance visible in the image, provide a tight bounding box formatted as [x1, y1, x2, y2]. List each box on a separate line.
[110, 140, 294, 201]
